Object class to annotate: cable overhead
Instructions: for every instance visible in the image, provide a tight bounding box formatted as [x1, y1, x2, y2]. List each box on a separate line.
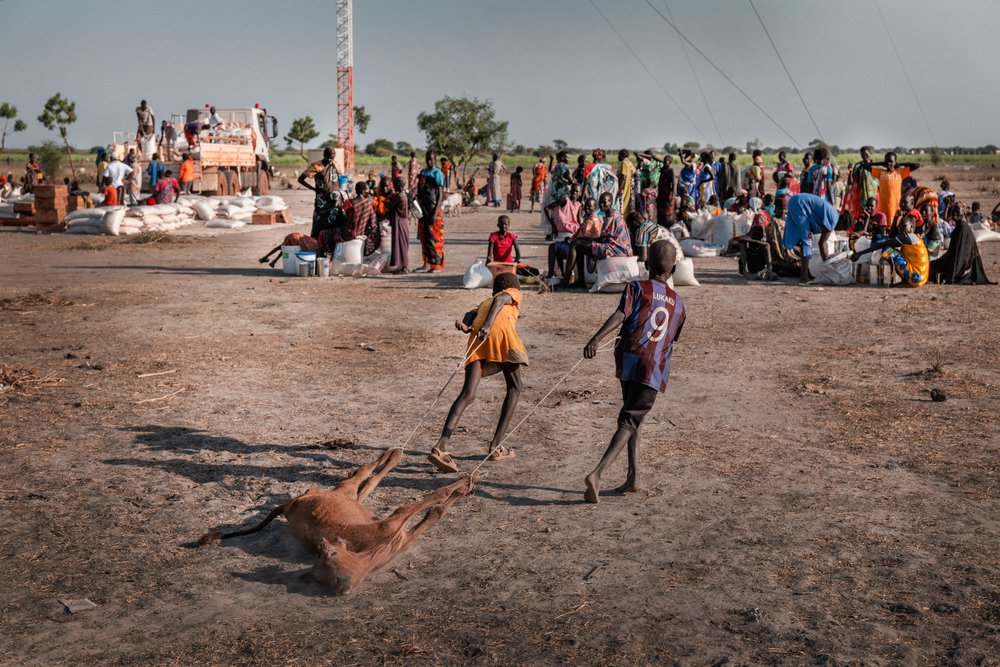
[640, 0, 802, 147]
[663, 0, 723, 146]
[588, 0, 709, 143]
[872, 0, 938, 147]
[748, 0, 824, 143]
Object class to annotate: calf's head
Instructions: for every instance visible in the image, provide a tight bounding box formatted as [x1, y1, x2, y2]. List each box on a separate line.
[312, 537, 363, 595]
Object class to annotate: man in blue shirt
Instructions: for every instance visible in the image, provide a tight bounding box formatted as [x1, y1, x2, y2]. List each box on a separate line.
[783, 193, 838, 283]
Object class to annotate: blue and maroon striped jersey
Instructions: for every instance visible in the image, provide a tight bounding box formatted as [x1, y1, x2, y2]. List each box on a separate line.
[614, 279, 685, 393]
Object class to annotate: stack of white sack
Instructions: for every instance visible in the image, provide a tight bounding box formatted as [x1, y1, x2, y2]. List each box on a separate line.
[190, 194, 291, 228]
[64, 207, 130, 235]
[123, 203, 200, 232]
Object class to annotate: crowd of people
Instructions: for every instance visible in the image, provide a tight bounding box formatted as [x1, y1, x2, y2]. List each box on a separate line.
[283, 143, 996, 288]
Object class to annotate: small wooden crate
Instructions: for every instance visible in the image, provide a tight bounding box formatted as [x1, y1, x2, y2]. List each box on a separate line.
[278, 209, 293, 224]
[67, 195, 91, 213]
[13, 201, 35, 216]
[486, 262, 517, 278]
[252, 212, 278, 225]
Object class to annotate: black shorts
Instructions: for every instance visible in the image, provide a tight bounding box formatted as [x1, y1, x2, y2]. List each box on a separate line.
[618, 380, 658, 433]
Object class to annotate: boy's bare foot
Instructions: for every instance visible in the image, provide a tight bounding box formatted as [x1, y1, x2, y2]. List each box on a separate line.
[584, 473, 600, 503]
[427, 448, 460, 473]
[487, 445, 515, 461]
[614, 480, 640, 494]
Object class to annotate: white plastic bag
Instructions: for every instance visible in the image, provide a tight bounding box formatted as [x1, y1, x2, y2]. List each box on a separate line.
[973, 228, 1000, 243]
[672, 257, 700, 286]
[64, 224, 100, 235]
[589, 256, 640, 293]
[689, 210, 712, 240]
[100, 207, 126, 236]
[360, 251, 391, 276]
[206, 218, 245, 229]
[65, 209, 104, 223]
[808, 251, 855, 285]
[333, 238, 365, 264]
[463, 259, 494, 289]
[191, 201, 215, 220]
[708, 214, 736, 247]
[378, 220, 392, 254]
[680, 238, 722, 257]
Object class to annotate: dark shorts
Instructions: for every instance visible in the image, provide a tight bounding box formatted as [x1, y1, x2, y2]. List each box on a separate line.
[552, 241, 570, 260]
[618, 380, 658, 433]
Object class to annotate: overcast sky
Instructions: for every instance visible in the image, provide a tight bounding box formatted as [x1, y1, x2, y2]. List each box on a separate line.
[2, 0, 998, 151]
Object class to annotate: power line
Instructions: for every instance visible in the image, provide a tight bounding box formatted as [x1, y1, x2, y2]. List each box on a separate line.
[588, 0, 709, 143]
[747, 0, 824, 143]
[639, 0, 802, 147]
[872, 0, 938, 146]
[663, 0, 723, 146]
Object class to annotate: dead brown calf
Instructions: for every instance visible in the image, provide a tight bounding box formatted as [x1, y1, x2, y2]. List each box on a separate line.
[198, 448, 478, 595]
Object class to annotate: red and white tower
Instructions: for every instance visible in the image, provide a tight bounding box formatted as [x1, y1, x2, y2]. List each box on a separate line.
[336, 0, 354, 172]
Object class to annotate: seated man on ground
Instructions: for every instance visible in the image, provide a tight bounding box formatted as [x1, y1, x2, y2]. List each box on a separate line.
[545, 184, 582, 279]
[552, 196, 601, 280]
[929, 209, 993, 284]
[738, 224, 773, 279]
[967, 201, 983, 227]
[562, 192, 633, 288]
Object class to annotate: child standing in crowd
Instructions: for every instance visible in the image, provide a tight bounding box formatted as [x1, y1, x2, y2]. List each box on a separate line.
[582, 240, 686, 503]
[508, 166, 523, 212]
[428, 272, 527, 473]
[487, 215, 521, 264]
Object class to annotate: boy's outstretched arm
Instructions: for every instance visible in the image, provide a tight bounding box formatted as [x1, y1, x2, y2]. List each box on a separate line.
[584, 308, 625, 358]
[476, 293, 514, 340]
[456, 309, 478, 333]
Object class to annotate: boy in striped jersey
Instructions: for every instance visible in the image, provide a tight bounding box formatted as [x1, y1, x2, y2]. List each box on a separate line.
[583, 240, 686, 503]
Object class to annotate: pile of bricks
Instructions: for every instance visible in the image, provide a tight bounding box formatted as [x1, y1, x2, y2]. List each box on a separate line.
[33, 184, 68, 234]
[251, 210, 293, 225]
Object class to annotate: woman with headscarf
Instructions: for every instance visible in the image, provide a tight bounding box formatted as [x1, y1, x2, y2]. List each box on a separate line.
[677, 149, 698, 204]
[635, 152, 661, 222]
[842, 146, 879, 218]
[655, 155, 675, 227]
[810, 147, 838, 206]
[583, 148, 618, 210]
[388, 176, 410, 274]
[540, 151, 573, 239]
[696, 151, 716, 206]
[929, 209, 993, 284]
[617, 149, 636, 218]
[416, 150, 446, 272]
[487, 152, 505, 207]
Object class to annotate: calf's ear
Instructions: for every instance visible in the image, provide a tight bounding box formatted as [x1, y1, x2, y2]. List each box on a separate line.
[318, 536, 348, 559]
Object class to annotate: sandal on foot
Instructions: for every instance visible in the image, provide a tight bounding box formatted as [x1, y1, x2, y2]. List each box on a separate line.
[427, 449, 460, 473]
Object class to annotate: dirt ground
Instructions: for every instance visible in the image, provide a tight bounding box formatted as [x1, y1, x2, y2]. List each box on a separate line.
[2, 166, 999, 666]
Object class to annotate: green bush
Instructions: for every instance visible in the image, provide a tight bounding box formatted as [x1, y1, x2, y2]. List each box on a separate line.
[32, 141, 64, 182]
